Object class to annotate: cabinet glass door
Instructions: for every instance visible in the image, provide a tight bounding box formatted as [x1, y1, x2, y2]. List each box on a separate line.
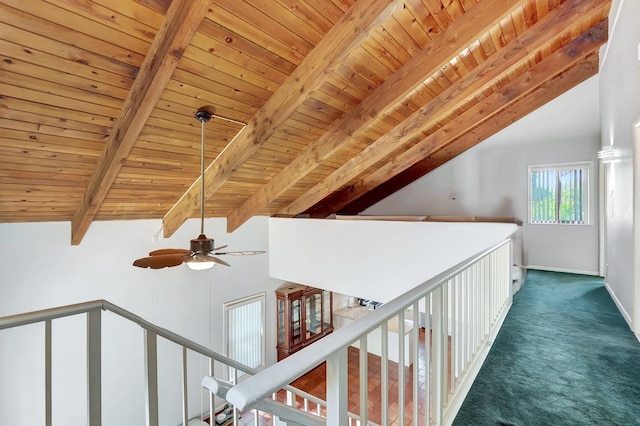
[277, 298, 285, 346]
[305, 292, 322, 337]
[291, 299, 302, 345]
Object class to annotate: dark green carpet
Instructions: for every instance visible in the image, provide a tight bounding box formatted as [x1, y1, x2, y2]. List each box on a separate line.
[453, 270, 640, 425]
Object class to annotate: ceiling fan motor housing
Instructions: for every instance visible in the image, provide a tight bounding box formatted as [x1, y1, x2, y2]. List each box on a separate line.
[191, 234, 214, 254]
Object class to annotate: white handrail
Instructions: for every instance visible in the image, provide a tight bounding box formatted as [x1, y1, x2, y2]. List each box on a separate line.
[3, 237, 512, 425]
[226, 238, 512, 411]
[104, 301, 257, 374]
[0, 299, 104, 329]
[0, 299, 257, 375]
[0, 298, 351, 425]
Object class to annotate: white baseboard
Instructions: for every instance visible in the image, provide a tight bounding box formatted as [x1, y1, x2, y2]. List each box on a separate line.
[604, 282, 633, 329]
[523, 265, 601, 276]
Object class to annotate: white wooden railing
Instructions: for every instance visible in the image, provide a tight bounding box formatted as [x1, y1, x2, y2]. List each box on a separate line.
[1, 238, 512, 426]
[0, 300, 335, 426]
[216, 238, 513, 426]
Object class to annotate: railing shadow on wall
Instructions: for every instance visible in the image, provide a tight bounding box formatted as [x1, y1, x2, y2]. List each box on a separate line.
[209, 238, 513, 426]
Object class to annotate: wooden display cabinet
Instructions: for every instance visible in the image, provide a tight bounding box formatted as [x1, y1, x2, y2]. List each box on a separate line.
[276, 283, 333, 361]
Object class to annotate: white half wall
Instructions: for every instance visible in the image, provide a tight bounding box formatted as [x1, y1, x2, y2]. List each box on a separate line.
[269, 217, 517, 303]
[363, 76, 601, 275]
[0, 217, 281, 425]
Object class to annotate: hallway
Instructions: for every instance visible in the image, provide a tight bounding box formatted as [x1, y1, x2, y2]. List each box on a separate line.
[453, 270, 640, 425]
[236, 271, 640, 425]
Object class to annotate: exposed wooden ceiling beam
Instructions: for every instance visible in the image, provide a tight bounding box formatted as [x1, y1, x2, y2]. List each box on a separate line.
[70, 0, 211, 245]
[277, 1, 609, 218]
[162, 0, 403, 238]
[312, 52, 601, 217]
[225, 0, 524, 233]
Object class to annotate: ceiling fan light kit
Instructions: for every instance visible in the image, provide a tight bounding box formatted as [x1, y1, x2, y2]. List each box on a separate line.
[133, 108, 265, 270]
[185, 255, 217, 271]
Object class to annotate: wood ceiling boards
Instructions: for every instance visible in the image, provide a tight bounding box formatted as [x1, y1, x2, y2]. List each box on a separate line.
[0, 0, 612, 244]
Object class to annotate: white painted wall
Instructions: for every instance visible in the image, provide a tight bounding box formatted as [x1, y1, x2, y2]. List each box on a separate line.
[269, 218, 517, 304]
[598, 0, 640, 329]
[0, 217, 281, 425]
[363, 76, 601, 275]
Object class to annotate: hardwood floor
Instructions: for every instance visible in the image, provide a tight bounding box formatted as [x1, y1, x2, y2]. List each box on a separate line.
[234, 329, 429, 426]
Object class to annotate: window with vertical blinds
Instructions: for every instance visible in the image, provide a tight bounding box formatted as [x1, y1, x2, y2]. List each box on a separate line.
[224, 293, 265, 378]
[528, 162, 591, 225]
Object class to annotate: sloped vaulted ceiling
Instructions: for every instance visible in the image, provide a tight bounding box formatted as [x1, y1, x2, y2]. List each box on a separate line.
[0, 0, 611, 244]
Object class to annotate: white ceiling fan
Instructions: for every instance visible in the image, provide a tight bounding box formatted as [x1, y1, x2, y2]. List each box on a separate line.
[133, 108, 265, 270]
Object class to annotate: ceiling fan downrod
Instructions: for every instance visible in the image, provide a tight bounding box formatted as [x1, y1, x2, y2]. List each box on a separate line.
[195, 109, 211, 237]
[132, 107, 264, 269]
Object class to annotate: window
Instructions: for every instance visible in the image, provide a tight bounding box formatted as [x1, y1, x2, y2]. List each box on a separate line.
[528, 162, 591, 225]
[224, 293, 265, 379]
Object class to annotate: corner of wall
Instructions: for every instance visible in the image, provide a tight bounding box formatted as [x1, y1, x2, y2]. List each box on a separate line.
[599, 0, 625, 67]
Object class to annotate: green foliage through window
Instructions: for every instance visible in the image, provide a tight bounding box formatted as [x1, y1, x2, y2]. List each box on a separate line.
[529, 164, 589, 225]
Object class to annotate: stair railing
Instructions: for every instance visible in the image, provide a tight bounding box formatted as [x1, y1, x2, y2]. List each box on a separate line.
[2, 237, 513, 426]
[0, 299, 330, 426]
[217, 238, 513, 426]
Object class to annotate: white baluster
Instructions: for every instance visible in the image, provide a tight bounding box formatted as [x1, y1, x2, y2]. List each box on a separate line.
[182, 347, 188, 426]
[45, 319, 52, 426]
[326, 347, 348, 426]
[87, 309, 102, 426]
[412, 301, 419, 425]
[144, 330, 159, 426]
[381, 322, 389, 426]
[432, 286, 443, 425]
[398, 309, 405, 425]
[359, 335, 368, 425]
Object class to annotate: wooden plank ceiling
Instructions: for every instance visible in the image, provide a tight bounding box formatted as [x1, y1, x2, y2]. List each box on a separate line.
[0, 0, 611, 244]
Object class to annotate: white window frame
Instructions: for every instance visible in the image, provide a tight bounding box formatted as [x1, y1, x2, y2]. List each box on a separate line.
[528, 161, 592, 225]
[223, 292, 266, 380]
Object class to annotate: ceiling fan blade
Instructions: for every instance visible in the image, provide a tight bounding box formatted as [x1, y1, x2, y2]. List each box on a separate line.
[148, 248, 191, 256]
[213, 250, 266, 256]
[133, 254, 186, 269]
[188, 254, 231, 267]
[213, 245, 228, 251]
